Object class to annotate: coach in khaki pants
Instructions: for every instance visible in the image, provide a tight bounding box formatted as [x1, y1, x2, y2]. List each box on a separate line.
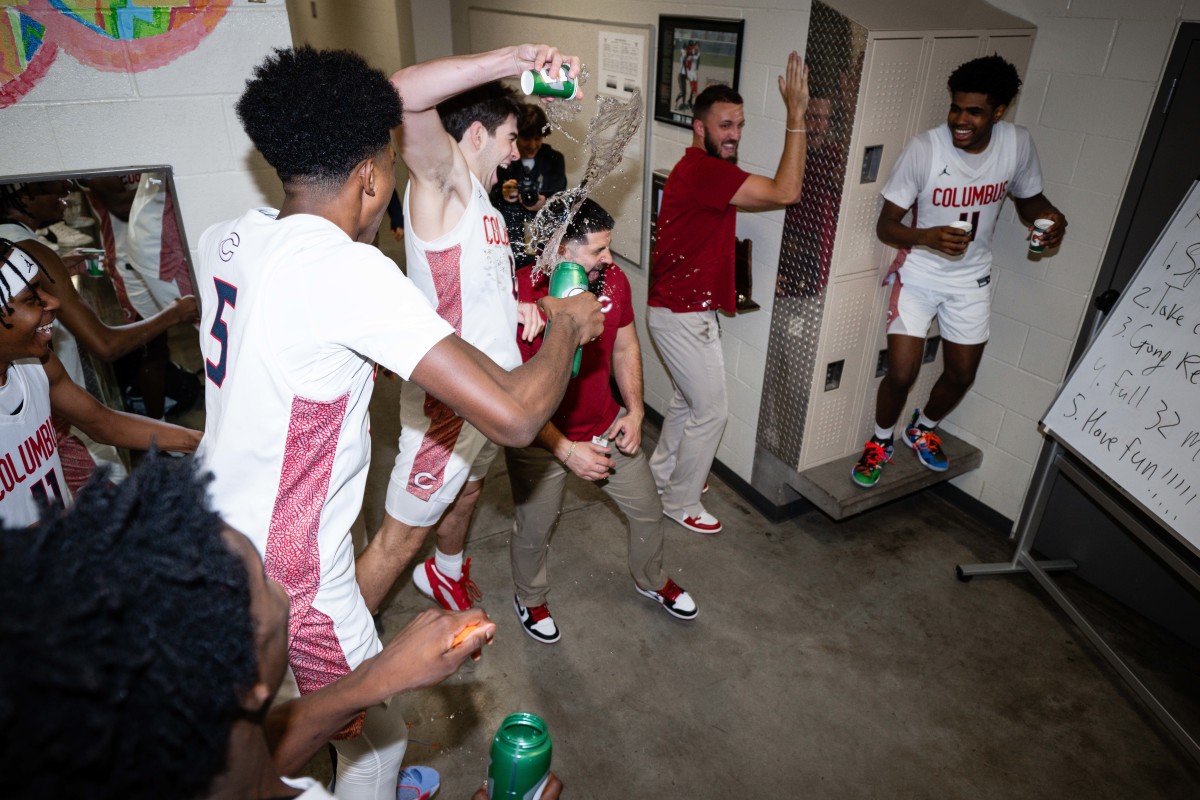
[505, 201, 699, 645]
[647, 53, 810, 535]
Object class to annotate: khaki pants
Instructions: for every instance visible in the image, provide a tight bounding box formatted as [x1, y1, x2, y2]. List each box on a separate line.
[646, 307, 728, 517]
[506, 443, 668, 607]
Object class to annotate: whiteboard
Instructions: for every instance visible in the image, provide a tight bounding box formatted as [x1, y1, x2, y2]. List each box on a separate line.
[1042, 181, 1200, 552]
[468, 8, 651, 266]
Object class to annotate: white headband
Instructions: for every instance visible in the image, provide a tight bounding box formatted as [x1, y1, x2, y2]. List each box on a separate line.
[0, 247, 40, 307]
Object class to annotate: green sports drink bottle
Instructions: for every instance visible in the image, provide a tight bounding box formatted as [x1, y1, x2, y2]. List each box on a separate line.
[548, 261, 588, 377]
[487, 712, 553, 800]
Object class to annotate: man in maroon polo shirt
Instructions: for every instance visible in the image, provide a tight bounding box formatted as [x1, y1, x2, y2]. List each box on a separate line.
[647, 51, 809, 534]
[506, 200, 698, 643]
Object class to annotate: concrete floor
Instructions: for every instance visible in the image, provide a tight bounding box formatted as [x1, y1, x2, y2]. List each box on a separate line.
[167, 236, 1199, 796]
[339, 373, 1200, 800]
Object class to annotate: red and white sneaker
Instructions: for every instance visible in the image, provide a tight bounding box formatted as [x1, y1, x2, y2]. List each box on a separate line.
[664, 508, 722, 534]
[514, 595, 561, 644]
[636, 578, 698, 620]
[412, 557, 482, 611]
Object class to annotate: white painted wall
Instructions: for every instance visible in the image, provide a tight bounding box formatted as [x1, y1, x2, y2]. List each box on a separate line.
[285, 0, 415, 72]
[0, 2, 294, 251]
[411, 0, 454, 61]
[447, 0, 1197, 522]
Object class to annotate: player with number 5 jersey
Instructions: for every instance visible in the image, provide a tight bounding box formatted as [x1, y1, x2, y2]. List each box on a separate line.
[192, 47, 601, 799]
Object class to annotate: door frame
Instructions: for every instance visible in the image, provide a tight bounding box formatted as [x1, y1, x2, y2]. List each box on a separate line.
[1079, 21, 1200, 354]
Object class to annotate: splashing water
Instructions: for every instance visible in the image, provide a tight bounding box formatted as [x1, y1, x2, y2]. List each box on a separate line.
[528, 86, 644, 280]
[543, 67, 589, 143]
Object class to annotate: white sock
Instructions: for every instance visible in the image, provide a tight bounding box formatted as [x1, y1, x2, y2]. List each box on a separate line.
[874, 425, 894, 441]
[917, 411, 938, 430]
[435, 548, 463, 581]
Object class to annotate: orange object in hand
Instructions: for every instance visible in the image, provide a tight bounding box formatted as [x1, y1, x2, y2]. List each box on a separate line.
[452, 624, 480, 648]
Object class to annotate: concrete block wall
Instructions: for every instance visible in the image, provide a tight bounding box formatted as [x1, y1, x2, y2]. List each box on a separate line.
[0, 2, 294, 250]
[438, 0, 1189, 521]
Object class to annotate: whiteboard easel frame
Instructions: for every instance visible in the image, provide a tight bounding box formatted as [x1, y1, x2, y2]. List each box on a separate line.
[957, 439, 1200, 765]
[957, 181, 1200, 766]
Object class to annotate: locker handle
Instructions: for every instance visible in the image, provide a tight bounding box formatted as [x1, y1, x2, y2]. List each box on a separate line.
[861, 145, 883, 183]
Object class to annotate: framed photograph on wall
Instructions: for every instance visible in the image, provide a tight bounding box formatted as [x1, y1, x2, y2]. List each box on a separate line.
[654, 16, 745, 129]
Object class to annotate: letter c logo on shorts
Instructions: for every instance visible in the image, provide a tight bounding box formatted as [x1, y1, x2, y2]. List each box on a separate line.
[412, 472, 437, 490]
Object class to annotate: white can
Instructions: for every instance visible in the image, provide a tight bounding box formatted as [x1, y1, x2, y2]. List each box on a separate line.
[1029, 218, 1054, 253]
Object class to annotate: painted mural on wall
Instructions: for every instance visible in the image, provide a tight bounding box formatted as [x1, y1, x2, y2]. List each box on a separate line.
[1, 1, 230, 108]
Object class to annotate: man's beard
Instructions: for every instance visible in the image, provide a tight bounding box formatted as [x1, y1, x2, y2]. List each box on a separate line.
[587, 266, 608, 296]
[703, 130, 738, 164]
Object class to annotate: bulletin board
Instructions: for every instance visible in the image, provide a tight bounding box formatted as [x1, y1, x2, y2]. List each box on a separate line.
[468, 8, 653, 266]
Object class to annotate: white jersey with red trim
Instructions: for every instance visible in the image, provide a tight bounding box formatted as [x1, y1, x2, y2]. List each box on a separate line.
[881, 121, 1043, 290]
[402, 174, 521, 369]
[125, 171, 191, 318]
[195, 209, 452, 679]
[0, 361, 68, 528]
[390, 176, 519, 509]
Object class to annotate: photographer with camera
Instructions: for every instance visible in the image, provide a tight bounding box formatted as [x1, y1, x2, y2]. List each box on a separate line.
[490, 103, 568, 267]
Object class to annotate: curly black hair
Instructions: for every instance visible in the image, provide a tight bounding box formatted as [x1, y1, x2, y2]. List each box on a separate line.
[236, 46, 402, 188]
[948, 54, 1023, 109]
[438, 81, 522, 142]
[0, 454, 258, 799]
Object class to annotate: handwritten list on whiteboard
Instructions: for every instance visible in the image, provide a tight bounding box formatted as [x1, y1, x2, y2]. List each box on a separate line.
[1042, 182, 1200, 552]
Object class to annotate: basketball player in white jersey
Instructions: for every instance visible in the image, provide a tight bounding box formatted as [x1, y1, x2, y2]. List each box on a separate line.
[0, 241, 199, 527]
[195, 47, 600, 798]
[356, 46, 582, 618]
[852, 55, 1067, 488]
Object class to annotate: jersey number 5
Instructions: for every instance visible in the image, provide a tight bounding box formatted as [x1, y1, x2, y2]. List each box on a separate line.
[205, 279, 238, 387]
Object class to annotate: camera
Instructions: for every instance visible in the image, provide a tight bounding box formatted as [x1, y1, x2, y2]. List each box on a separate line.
[518, 174, 538, 206]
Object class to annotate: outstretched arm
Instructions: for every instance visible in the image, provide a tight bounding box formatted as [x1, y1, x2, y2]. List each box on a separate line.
[44, 352, 200, 453]
[730, 51, 809, 211]
[391, 45, 579, 239]
[408, 291, 603, 447]
[17, 240, 197, 361]
[391, 44, 578, 182]
[266, 607, 496, 775]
